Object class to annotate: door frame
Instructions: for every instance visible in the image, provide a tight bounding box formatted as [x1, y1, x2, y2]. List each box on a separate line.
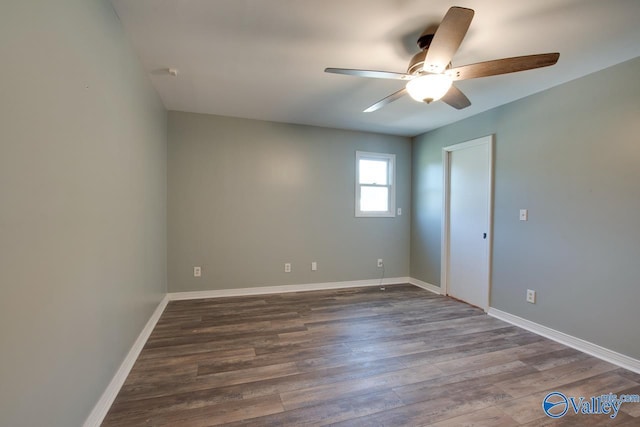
[441, 135, 495, 311]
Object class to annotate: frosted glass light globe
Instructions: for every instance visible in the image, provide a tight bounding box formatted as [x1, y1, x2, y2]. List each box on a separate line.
[406, 74, 453, 103]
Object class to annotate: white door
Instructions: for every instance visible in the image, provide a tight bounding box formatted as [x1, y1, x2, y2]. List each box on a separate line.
[443, 136, 492, 309]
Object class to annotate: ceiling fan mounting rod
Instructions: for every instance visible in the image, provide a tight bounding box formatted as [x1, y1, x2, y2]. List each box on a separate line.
[417, 33, 434, 50]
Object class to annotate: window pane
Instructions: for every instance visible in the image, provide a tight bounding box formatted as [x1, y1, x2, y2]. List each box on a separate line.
[359, 159, 388, 185]
[360, 186, 388, 212]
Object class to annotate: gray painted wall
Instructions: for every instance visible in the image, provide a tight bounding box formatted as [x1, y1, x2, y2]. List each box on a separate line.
[411, 56, 640, 359]
[168, 112, 411, 292]
[0, 1, 167, 426]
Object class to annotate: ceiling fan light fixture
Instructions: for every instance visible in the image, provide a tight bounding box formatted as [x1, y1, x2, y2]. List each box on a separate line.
[406, 73, 453, 103]
[326, 7, 559, 112]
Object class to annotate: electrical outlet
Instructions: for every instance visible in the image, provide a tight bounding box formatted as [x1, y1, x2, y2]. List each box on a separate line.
[526, 289, 536, 304]
[311, 261, 317, 271]
[193, 266, 201, 277]
[377, 259, 383, 268]
[284, 263, 291, 273]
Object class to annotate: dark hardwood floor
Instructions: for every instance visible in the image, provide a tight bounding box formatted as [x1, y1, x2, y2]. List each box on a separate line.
[102, 284, 640, 426]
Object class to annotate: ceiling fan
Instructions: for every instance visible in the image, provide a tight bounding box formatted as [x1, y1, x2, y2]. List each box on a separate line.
[325, 6, 559, 112]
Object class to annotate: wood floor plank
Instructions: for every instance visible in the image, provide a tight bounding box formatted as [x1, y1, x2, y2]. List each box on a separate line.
[392, 360, 537, 405]
[618, 384, 640, 417]
[246, 356, 410, 397]
[196, 343, 351, 376]
[495, 357, 618, 398]
[330, 383, 514, 426]
[433, 340, 566, 374]
[279, 363, 443, 410]
[518, 409, 635, 426]
[497, 371, 638, 424]
[194, 361, 300, 388]
[135, 348, 256, 369]
[104, 387, 246, 425]
[224, 389, 404, 427]
[101, 284, 640, 426]
[427, 405, 518, 427]
[613, 368, 640, 383]
[145, 394, 284, 427]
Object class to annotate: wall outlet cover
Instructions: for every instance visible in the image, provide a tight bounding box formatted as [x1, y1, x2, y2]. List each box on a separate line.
[526, 289, 536, 304]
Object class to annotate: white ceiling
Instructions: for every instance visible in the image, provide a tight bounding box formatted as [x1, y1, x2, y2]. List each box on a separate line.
[110, 0, 640, 137]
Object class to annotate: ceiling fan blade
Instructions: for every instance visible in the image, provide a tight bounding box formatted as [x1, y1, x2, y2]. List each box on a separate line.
[364, 88, 407, 113]
[325, 68, 412, 81]
[447, 53, 560, 81]
[440, 85, 471, 110]
[423, 7, 474, 74]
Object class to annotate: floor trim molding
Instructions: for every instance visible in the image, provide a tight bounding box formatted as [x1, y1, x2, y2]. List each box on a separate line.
[488, 307, 640, 374]
[83, 294, 169, 427]
[168, 277, 412, 301]
[407, 277, 442, 295]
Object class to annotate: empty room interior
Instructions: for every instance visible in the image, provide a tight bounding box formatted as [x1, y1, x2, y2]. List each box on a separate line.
[3, 1, 640, 426]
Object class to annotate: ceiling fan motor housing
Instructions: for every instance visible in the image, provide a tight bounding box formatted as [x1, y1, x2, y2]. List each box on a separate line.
[407, 50, 453, 76]
[407, 51, 427, 75]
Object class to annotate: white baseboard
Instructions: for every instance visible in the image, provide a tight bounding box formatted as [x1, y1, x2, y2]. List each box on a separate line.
[488, 308, 640, 374]
[168, 277, 412, 301]
[408, 277, 442, 295]
[83, 295, 169, 427]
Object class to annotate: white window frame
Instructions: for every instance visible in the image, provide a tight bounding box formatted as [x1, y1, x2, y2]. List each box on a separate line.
[355, 151, 396, 218]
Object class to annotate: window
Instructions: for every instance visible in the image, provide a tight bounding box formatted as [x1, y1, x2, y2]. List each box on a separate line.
[355, 151, 395, 217]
